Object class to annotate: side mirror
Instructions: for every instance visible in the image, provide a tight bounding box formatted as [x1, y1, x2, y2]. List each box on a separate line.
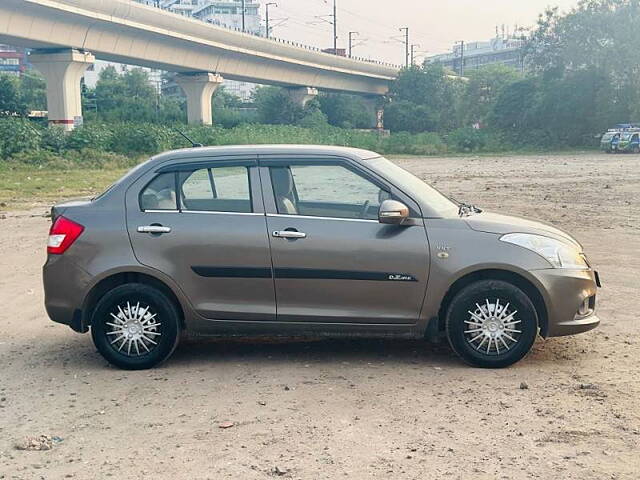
[379, 199, 410, 225]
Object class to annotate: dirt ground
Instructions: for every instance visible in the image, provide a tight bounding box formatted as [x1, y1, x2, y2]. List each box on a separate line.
[0, 152, 638, 479]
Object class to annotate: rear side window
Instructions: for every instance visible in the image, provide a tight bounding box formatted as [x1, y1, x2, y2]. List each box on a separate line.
[180, 166, 252, 213]
[140, 173, 177, 211]
[140, 166, 252, 213]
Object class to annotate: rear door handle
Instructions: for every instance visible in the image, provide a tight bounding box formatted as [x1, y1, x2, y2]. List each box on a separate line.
[272, 230, 306, 239]
[138, 225, 171, 234]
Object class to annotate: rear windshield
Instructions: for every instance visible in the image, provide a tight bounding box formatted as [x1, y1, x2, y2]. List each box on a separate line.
[92, 162, 148, 201]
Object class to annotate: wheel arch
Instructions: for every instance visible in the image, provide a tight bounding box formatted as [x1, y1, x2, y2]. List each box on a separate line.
[436, 268, 549, 338]
[81, 271, 186, 332]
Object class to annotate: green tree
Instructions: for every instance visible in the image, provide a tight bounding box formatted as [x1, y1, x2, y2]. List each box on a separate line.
[93, 66, 121, 116]
[462, 65, 522, 126]
[522, 0, 640, 135]
[490, 78, 541, 131]
[213, 86, 244, 110]
[318, 93, 373, 129]
[386, 64, 463, 133]
[89, 67, 187, 123]
[384, 101, 437, 133]
[524, 1, 640, 80]
[19, 71, 47, 112]
[252, 86, 304, 125]
[0, 74, 27, 116]
[92, 67, 165, 122]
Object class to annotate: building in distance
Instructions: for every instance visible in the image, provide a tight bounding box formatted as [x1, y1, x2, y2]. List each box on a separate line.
[0, 44, 27, 76]
[426, 34, 525, 74]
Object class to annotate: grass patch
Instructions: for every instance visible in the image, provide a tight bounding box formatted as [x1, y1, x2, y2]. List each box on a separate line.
[0, 165, 128, 210]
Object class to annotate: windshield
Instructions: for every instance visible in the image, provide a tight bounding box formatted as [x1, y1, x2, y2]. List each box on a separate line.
[365, 157, 460, 217]
[621, 133, 633, 140]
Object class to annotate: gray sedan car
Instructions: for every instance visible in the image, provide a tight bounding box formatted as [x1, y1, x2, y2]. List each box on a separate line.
[44, 145, 600, 369]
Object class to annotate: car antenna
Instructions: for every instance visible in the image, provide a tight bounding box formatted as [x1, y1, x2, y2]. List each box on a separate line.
[176, 129, 203, 148]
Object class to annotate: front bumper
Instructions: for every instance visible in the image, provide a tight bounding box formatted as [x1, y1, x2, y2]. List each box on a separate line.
[530, 268, 600, 337]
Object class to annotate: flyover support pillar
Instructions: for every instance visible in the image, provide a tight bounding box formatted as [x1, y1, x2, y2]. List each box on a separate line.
[29, 49, 95, 131]
[362, 96, 386, 131]
[176, 73, 224, 125]
[287, 87, 319, 107]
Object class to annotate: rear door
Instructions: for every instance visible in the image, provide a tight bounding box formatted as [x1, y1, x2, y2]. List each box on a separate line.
[261, 156, 430, 325]
[126, 157, 275, 321]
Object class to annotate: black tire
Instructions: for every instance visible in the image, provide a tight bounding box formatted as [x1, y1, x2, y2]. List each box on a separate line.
[445, 280, 538, 368]
[91, 283, 181, 370]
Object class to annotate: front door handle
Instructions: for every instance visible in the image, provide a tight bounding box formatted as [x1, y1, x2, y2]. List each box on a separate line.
[138, 225, 172, 234]
[272, 230, 306, 239]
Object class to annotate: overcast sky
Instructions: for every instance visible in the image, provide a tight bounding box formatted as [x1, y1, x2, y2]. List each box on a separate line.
[263, 0, 580, 65]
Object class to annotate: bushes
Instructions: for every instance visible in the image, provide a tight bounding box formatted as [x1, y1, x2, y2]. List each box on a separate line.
[0, 117, 547, 168]
[0, 118, 41, 158]
[40, 125, 67, 153]
[447, 127, 496, 153]
[374, 132, 442, 155]
[107, 123, 175, 155]
[66, 123, 114, 152]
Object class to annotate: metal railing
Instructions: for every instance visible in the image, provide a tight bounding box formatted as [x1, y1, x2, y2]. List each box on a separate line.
[138, 1, 401, 69]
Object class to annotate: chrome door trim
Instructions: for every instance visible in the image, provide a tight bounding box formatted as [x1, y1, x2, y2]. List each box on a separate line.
[267, 213, 379, 224]
[182, 210, 264, 217]
[142, 209, 180, 214]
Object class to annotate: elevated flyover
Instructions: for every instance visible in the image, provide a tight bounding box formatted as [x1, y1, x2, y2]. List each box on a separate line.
[0, 0, 399, 128]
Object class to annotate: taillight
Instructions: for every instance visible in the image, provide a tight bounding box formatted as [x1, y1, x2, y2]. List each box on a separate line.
[48, 216, 84, 255]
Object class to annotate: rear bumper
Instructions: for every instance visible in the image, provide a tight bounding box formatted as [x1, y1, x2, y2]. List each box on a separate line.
[530, 268, 600, 337]
[43, 255, 91, 333]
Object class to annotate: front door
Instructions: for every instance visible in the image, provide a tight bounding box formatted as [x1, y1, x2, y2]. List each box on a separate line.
[126, 158, 275, 321]
[262, 158, 430, 325]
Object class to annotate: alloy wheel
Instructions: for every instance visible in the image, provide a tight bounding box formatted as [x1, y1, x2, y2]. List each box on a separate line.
[106, 301, 162, 357]
[463, 298, 521, 356]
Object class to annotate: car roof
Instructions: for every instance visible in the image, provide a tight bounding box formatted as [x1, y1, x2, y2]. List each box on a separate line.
[149, 144, 381, 165]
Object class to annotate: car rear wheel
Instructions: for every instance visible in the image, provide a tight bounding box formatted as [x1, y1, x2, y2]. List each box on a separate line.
[90, 283, 181, 370]
[445, 280, 538, 368]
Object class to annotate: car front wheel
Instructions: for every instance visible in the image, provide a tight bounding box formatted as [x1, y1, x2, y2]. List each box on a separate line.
[445, 280, 538, 368]
[90, 283, 181, 370]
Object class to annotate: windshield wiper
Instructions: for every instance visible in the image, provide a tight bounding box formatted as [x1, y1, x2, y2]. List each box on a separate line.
[458, 202, 482, 217]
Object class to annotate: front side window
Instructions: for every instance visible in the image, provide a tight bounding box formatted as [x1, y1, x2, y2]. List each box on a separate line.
[271, 164, 387, 220]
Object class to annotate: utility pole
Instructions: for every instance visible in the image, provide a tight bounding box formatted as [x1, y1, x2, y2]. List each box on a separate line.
[410, 43, 420, 66]
[399, 27, 409, 68]
[313, 0, 338, 54]
[348, 31, 358, 58]
[456, 40, 465, 76]
[241, 0, 246, 32]
[333, 0, 338, 54]
[265, 2, 277, 38]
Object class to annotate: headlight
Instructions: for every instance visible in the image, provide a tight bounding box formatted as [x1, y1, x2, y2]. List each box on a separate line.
[500, 233, 588, 269]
